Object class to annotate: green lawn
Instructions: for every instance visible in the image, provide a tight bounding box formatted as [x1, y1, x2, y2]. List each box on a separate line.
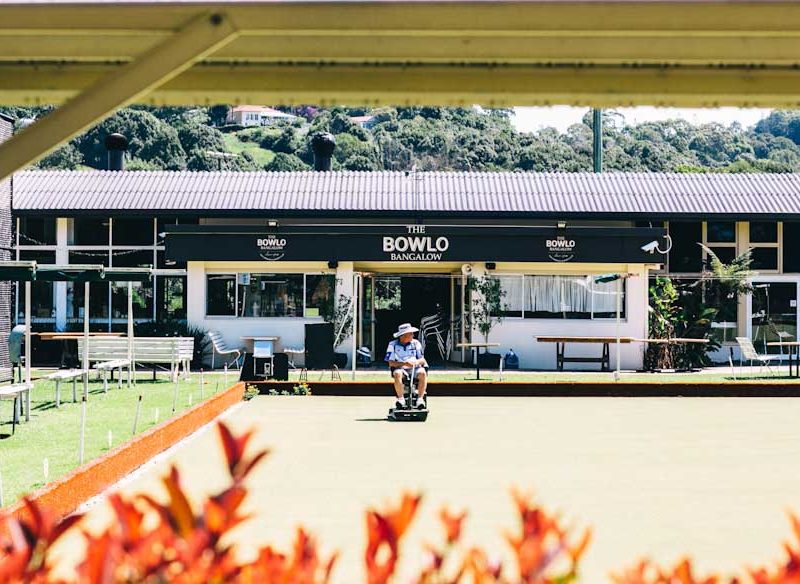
[0, 370, 234, 506]
[222, 134, 275, 168]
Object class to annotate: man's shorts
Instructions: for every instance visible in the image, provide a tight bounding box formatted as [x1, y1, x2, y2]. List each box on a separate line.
[390, 366, 428, 378]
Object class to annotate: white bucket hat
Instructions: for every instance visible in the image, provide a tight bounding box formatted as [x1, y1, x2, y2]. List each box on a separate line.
[393, 323, 419, 338]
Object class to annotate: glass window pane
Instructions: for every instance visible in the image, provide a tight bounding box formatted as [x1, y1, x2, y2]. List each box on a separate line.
[374, 277, 401, 311]
[237, 273, 303, 317]
[18, 250, 55, 320]
[71, 218, 109, 246]
[495, 275, 523, 317]
[206, 275, 236, 316]
[751, 247, 778, 271]
[157, 276, 187, 321]
[591, 278, 626, 319]
[68, 249, 109, 266]
[752, 282, 798, 353]
[305, 274, 336, 318]
[750, 221, 778, 243]
[111, 249, 153, 268]
[524, 275, 590, 319]
[706, 247, 736, 265]
[19, 217, 56, 245]
[67, 282, 109, 322]
[111, 281, 153, 320]
[668, 222, 703, 272]
[706, 221, 736, 243]
[112, 218, 153, 246]
[157, 250, 186, 270]
[784, 222, 800, 273]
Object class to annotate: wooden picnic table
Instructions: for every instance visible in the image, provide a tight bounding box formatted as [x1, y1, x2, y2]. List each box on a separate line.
[767, 341, 800, 378]
[536, 336, 633, 372]
[456, 342, 500, 380]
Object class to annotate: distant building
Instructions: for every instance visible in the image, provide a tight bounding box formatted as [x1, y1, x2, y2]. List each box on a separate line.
[226, 105, 298, 127]
[350, 115, 377, 129]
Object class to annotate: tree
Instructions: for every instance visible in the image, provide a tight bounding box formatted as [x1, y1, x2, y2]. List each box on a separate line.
[467, 276, 507, 344]
[208, 104, 230, 126]
[265, 152, 310, 171]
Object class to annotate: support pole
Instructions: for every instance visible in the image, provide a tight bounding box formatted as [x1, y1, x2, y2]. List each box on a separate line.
[593, 108, 603, 173]
[0, 12, 239, 182]
[127, 281, 133, 389]
[615, 275, 622, 380]
[83, 281, 89, 399]
[352, 273, 358, 381]
[24, 281, 31, 422]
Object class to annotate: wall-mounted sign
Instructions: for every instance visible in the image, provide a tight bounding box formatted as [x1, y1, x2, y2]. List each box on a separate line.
[166, 224, 666, 265]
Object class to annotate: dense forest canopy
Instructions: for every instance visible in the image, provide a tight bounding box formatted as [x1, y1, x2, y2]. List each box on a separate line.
[4, 105, 800, 173]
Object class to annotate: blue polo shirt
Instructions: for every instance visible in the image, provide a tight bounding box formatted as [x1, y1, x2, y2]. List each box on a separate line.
[384, 339, 424, 364]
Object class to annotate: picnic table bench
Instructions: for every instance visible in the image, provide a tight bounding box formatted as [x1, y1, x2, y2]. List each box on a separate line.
[46, 369, 84, 405]
[535, 336, 634, 371]
[0, 382, 33, 433]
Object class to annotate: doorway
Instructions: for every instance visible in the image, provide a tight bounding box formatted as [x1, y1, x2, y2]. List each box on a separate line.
[366, 274, 452, 365]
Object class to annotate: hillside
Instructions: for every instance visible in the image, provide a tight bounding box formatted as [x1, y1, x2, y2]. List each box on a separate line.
[3, 105, 800, 173]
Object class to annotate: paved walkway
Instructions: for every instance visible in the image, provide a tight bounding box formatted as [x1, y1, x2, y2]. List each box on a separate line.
[62, 396, 800, 581]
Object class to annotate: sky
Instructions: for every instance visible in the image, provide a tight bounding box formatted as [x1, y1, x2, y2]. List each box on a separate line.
[512, 106, 773, 134]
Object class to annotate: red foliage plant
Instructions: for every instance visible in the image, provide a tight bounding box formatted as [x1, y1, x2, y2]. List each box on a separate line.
[2, 421, 800, 583]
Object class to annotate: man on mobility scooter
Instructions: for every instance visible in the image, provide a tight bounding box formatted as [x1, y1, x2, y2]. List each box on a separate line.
[385, 323, 429, 421]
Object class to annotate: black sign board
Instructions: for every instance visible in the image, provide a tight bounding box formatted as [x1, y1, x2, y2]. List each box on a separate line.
[164, 224, 667, 264]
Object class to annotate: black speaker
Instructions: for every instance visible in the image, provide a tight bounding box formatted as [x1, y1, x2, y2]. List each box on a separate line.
[305, 323, 334, 369]
[272, 352, 289, 381]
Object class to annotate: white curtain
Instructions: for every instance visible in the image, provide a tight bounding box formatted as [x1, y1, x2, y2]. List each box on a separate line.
[591, 278, 619, 314]
[524, 275, 597, 316]
[497, 275, 524, 313]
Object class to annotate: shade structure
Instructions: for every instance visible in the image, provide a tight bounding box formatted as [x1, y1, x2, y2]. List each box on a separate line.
[0, 262, 153, 410]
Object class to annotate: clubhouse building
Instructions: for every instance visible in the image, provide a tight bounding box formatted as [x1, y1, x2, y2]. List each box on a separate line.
[11, 169, 800, 370]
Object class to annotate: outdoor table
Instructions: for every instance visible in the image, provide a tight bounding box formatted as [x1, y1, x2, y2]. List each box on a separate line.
[39, 331, 124, 368]
[456, 342, 500, 380]
[767, 341, 800, 378]
[536, 336, 634, 371]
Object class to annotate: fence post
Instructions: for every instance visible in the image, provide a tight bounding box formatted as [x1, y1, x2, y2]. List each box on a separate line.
[132, 394, 142, 435]
[79, 394, 87, 465]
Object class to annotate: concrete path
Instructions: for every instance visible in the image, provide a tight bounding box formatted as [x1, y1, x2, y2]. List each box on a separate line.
[65, 396, 800, 582]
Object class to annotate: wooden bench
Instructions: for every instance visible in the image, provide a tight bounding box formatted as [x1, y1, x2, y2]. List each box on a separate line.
[0, 382, 33, 433]
[46, 369, 85, 406]
[536, 336, 634, 371]
[77, 337, 194, 382]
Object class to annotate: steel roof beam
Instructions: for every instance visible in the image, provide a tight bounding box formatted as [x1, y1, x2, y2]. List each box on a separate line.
[0, 11, 238, 182]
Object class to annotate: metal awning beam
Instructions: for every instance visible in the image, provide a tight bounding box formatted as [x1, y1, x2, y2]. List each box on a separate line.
[0, 10, 238, 181]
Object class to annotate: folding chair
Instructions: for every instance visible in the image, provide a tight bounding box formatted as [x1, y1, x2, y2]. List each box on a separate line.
[736, 337, 781, 376]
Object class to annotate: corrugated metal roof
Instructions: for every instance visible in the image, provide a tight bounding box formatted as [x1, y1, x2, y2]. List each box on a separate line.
[12, 170, 800, 218]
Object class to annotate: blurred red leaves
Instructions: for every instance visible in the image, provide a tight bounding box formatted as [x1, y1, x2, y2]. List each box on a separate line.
[3, 422, 800, 583]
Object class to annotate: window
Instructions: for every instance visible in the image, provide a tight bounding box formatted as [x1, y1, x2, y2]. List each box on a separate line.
[495, 275, 524, 317]
[111, 281, 153, 320]
[70, 218, 110, 245]
[751, 282, 798, 354]
[237, 273, 303, 318]
[67, 251, 109, 322]
[521, 275, 625, 319]
[112, 218, 154, 246]
[748, 221, 780, 272]
[704, 221, 737, 267]
[18, 217, 56, 245]
[784, 223, 800, 273]
[206, 274, 236, 316]
[18, 250, 55, 320]
[157, 276, 187, 321]
[111, 249, 153, 268]
[374, 277, 402, 311]
[305, 274, 336, 318]
[668, 222, 702, 272]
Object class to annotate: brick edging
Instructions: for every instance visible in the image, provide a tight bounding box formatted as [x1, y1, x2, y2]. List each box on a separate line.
[5, 382, 245, 524]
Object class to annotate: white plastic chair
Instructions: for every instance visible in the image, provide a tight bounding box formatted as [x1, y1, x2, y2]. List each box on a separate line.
[736, 337, 781, 376]
[208, 331, 243, 370]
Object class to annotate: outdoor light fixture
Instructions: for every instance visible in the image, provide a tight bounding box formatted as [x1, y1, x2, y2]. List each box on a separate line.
[486, 262, 496, 270]
[267, 220, 279, 227]
[557, 220, 567, 229]
[327, 260, 338, 269]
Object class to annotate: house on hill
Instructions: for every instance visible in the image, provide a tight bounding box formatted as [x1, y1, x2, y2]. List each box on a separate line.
[227, 106, 298, 127]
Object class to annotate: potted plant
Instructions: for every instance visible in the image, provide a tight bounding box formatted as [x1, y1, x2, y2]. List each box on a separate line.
[467, 275, 507, 369]
[321, 292, 354, 368]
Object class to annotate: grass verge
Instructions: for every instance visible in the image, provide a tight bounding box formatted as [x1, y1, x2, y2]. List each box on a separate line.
[0, 370, 233, 506]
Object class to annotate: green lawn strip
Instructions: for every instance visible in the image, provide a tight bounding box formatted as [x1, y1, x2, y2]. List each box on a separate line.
[0, 371, 228, 505]
[222, 134, 275, 167]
